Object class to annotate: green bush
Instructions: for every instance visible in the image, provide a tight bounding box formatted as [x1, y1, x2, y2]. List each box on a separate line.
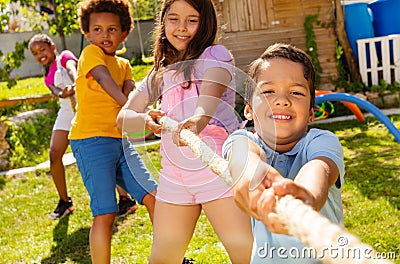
[4, 100, 59, 169]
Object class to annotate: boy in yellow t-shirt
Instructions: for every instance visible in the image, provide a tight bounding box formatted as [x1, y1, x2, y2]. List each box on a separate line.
[68, 0, 157, 262]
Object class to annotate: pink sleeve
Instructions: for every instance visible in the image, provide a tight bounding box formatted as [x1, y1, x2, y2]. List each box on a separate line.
[60, 50, 78, 68]
[44, 50, 78, 88]
[197, 45, 234, 74]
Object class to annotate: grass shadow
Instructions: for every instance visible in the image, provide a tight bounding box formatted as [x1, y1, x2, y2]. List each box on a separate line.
[342, 134, 400, 210]
[41, 215, 91, 264]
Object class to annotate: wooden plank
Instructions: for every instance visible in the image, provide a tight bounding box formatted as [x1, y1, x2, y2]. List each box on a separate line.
[0, 95, 54, 109]
[216, 0, 338, 83]
[237, 0, 249, 31]
[260, 0, 275, 29]
[228, 0, 239, 32]
[248, 0, 258, 30]
[221, 0, 231, 32]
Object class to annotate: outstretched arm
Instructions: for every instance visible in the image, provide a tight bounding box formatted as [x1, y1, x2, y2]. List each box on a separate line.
[116, 89, 164, 135]
[227, 135, 284, 220]
[57, 59, 78, 98]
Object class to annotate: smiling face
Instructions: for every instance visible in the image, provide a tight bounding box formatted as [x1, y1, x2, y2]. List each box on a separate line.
[164, 0, 200, 52]
[245, 58, 314, 153]
[84, 12, 128, 56]
[30, 41, 56, 66]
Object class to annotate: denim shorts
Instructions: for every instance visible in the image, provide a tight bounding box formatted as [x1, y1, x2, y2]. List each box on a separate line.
[70, 137, 157, 216]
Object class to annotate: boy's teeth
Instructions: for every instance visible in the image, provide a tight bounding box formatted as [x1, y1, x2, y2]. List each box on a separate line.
[273, 115, 291, 120]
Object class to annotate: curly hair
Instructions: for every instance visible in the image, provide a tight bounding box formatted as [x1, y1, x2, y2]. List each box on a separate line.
[78, 0, 133, 34]
[246, 43, 316, 110]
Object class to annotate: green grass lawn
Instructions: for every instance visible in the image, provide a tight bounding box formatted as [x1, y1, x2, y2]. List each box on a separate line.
[0, 143, 230, 264]
[0, 116, 399, 263]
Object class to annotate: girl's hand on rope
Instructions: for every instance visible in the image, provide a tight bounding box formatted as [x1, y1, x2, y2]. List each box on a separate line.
[258, 178, 316, 235]
[172, 119, 196, 146]
[172, 116, 208, 146]
[145, 109, 165, 136]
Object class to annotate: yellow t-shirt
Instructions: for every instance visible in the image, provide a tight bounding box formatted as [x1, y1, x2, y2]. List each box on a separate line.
[69, 44, 132, 139]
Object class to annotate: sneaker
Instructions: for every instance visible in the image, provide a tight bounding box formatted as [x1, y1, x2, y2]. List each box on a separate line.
[49, 197, 75, 220]
[182, 257, 194, 264]
[118, 195, 138, 218]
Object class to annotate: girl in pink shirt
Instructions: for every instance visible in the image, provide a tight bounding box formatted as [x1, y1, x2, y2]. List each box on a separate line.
[117, 0, 252, 263]
[29, 34, 77, 220]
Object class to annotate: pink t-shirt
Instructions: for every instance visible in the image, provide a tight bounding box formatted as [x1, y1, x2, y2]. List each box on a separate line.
[44, 50, 78, 88]
[139, 45, 242, 133]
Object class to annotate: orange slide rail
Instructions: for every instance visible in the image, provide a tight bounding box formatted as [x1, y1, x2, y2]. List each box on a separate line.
[315, 90, 365, 121]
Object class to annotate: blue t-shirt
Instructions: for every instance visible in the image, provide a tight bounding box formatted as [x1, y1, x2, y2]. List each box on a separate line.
[222, 128, 345, 263]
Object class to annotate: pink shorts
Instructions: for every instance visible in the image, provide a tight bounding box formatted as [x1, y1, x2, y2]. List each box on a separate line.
[156, 125, 233, 204]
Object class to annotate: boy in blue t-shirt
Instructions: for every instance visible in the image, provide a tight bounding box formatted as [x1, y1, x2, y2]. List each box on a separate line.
[223, 43, 344, 263]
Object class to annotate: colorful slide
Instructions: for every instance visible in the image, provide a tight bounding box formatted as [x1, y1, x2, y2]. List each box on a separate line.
[316, 90, 365, 122]
[315, 93, 400, 142]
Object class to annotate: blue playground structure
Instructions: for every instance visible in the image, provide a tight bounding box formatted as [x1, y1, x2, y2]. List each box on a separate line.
[315, 93, 400, 142]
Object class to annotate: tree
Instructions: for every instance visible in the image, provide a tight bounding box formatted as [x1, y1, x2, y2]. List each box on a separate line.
[333, 0, 362, 83]
[0, 0, 45, 88]
[0, 0, 80, 87]
[48, 0, 80, 51]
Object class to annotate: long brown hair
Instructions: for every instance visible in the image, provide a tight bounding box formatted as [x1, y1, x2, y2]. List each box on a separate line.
[148, 0, 218, 103]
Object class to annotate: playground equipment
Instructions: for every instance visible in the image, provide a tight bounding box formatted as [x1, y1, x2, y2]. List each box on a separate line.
[114, 0, 155, 62]
[315, 90, 365, 121]
[316, 93, 400, 142]
[131, 0, 154, 63]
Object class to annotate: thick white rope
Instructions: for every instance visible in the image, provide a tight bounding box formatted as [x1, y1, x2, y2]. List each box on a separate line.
[158, 116, 393, 264]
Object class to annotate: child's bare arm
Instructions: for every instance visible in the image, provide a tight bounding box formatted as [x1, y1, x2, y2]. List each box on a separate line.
[48, 84, 63, 97]
[173, 67, 230, 146]
[65, 59, 78, 82]
[227, 135, 284, 220]
[90, 65, 127, 106]
[116, 90, 164, 135]
[122, 79, 135, 97]
[291, 156, 339, 210]
[56, 59, 77, 98]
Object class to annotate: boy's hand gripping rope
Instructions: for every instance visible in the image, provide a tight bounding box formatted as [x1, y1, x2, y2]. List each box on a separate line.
[158, 116, 393, 264]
